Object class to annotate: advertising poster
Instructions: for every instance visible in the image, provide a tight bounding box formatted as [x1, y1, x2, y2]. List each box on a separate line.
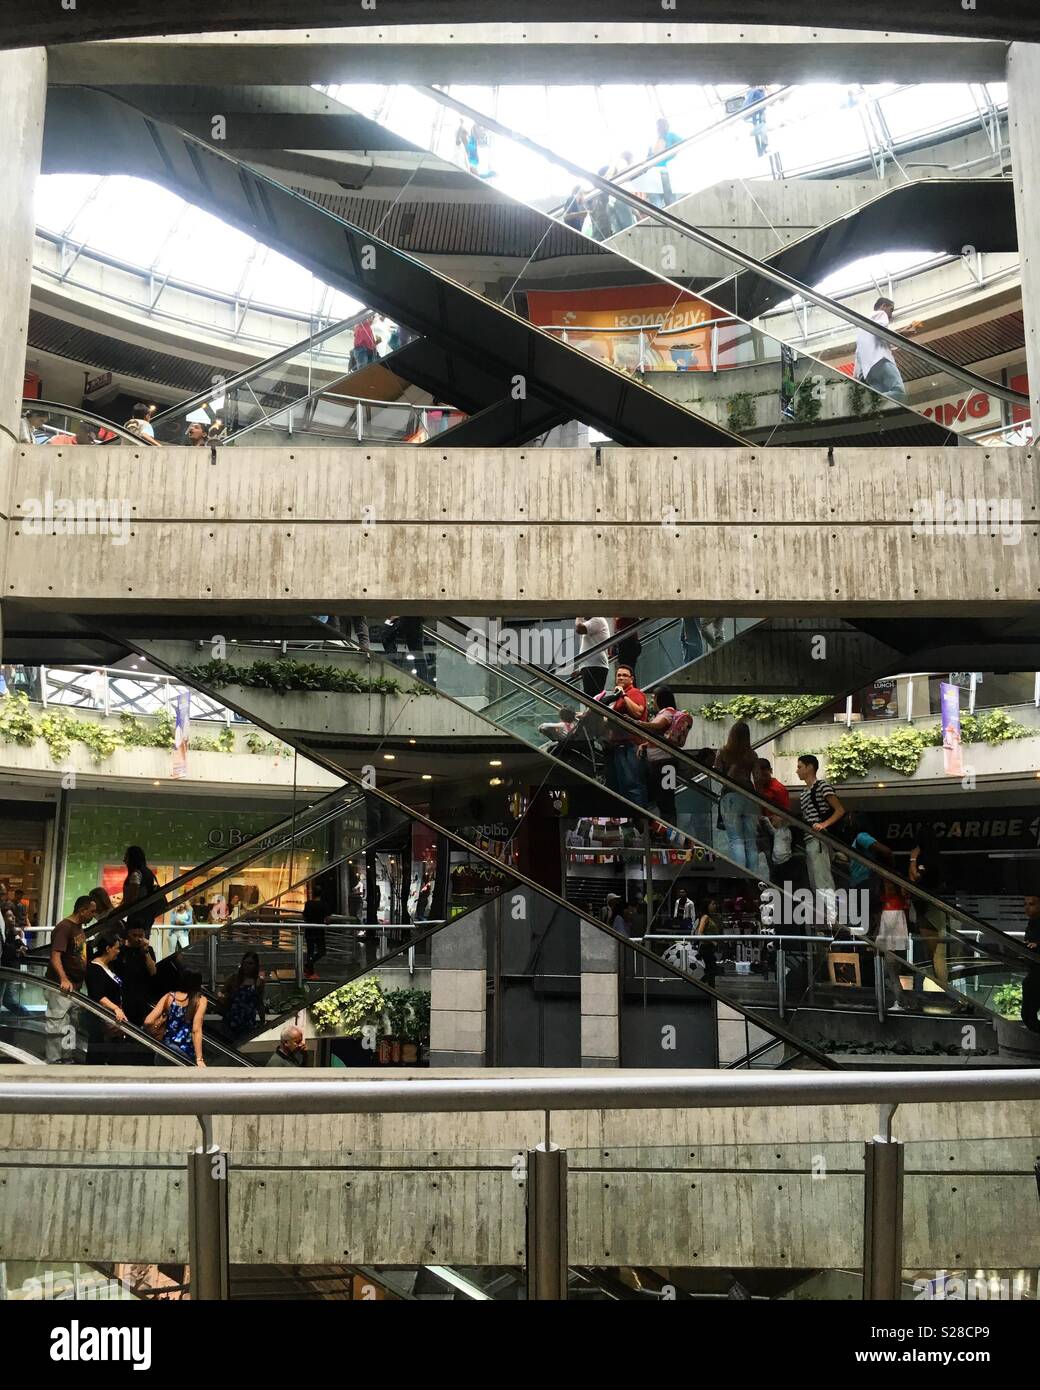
[862, 679, 898, 720]
[525, 285, 720, 374]
[939, 681, 963, 776]
[171, 690, 191, 780]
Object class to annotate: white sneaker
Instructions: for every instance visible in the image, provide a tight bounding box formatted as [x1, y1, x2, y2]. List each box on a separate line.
[888, 1003, 904, 1013]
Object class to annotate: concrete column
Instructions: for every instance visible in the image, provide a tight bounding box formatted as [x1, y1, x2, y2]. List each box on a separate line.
[1008, 44, 1040, 434]
[428, 904, 487, 1066]
[580, 921, 618, 1066]
[0, 48, 46, 442]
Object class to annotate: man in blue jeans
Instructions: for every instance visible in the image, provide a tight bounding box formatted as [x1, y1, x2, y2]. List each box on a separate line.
[853, 297, 923, 404]
[594, 664, 649, 809]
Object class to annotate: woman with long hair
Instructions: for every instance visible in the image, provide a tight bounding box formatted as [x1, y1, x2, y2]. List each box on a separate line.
[713, 721, 761, 871]
[221, 950, 266, 1039]
[89, 885, 115, 917]
[640, 685, 682, 825]
[145, 968, 207, 1066]
[121, 846, 162, 935]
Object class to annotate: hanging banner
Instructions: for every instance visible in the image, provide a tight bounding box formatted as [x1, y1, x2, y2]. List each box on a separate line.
[939, 681, 963, 777]
[171, 690, 191, 780]
[525, 285, 722, 374]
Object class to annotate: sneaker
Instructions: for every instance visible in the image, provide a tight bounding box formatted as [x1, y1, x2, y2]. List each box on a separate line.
[888, 1002, 905, 1013]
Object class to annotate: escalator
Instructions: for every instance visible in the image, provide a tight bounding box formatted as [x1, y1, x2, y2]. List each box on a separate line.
[408, 86, 1026, 446]
[42, 84, 1028, 453]
[110, 612, 1040, 1068]
[42, 86, 739, 449]
[0, 966, 246, 1066]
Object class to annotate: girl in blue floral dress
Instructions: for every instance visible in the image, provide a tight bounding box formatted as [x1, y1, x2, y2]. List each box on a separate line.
[145, 969, 207, 1066]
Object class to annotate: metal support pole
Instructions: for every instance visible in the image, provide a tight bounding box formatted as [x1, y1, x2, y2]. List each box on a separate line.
[862, 1131, 904, 1300]
[187, 1122, 230, 1301]
[207, 934, 218, 993]
[776, 940, 786, 1019]
[525, 1142, 568, 1300]
[294, 929, 305, 988]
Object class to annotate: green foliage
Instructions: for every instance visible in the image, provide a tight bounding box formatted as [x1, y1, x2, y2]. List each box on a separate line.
[244, 729, 290, 757]
[992, 982, 1023, 1021]
[0, 693, 39, 746]
[0, 692, 275, 766]
[181, 657, 410, 698]
[820, 709, 1033, 781]
[847, 378, 885, 420]
[118, 710, 174, 749]
[310, 976, 386, 1036]
[791, 380, 823, 423]
[696, 694, 830, 727]
[380, 988, 431, 1042]
[726, 391, 756, 434]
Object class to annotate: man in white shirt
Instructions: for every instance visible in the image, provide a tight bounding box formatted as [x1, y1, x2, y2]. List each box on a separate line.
[575, 616, 610, 696]
[853, 297, 922, 402]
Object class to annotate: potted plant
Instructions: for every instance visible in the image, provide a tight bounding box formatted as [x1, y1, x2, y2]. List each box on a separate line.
[383, 988, 431, 1064]
[310, 977, 385, 1065]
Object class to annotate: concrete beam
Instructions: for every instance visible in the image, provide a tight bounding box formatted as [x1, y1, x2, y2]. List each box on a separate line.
[45, 23, 1011, 87]
[6, 443, 1038, 617]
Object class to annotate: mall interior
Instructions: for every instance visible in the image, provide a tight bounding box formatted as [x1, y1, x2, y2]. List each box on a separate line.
[0, 5, 1039, 1305]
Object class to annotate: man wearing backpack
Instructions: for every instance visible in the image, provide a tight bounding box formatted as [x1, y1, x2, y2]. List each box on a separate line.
[638, 684, 692, 826]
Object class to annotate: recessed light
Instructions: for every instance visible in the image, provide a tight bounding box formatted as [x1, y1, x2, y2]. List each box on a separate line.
[408, 738, 416, 744]
[489, 777, 503, 786]
[421, 774, 433, 781]
[489, 759, 503, 767]
[383, 753, 395, 760]
[152, 780, 160, 786]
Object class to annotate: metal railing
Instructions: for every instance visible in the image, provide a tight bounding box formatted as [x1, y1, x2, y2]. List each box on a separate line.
[1, 1068, 1038, 1301]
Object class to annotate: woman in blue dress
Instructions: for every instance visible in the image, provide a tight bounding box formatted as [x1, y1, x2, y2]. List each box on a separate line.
[145, 968, 207, 1066]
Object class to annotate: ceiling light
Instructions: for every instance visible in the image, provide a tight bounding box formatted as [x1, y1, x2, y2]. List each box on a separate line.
[489, 777, 503, 787]
[421, 774, 433, 781]
[408, 738, 416, 745]
[489, 759, 503, 767]
[152, 780, 161, 786]
[383, 753, 395, 761]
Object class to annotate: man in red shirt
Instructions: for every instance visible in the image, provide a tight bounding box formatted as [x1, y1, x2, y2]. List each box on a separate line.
[593, 663, 649, 809]
[352, 316, 377, 368]
[753, 757, 793, 874]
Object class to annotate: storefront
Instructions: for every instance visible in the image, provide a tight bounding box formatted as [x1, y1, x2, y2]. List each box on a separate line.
[59, 794, 327, 922]
[0, 797, 56, 926]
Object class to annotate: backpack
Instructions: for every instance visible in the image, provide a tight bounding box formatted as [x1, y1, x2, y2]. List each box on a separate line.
[664, 708, 693, 749]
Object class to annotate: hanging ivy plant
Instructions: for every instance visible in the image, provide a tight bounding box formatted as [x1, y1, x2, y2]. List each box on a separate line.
[726, 391, 756, 434]
[819, 709, 1032, 781]
[696, 694, 831, 726]
[181, 657, 426, 697]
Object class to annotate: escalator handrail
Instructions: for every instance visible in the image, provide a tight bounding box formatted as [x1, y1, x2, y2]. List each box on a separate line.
[420, 85, 1028, 410]
[19, 399, 159, 447]
[0, 964, 248, 1067]
[545, 87, 794, 217]
[149, 314, 364, 429]
[432, 616, 1040, 970]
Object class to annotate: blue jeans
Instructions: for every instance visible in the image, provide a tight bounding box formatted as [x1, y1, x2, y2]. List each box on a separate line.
[681, 617, 704, 664]
[863, 357, 906, 402]
[605, 743, 649, 810]
[720, 792, 759, 871]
